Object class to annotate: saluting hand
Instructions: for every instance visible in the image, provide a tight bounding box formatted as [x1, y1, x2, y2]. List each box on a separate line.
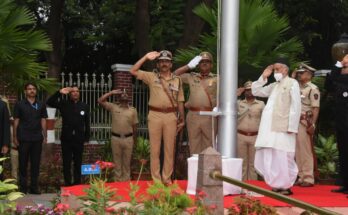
[237, 87, 245, 97]
[146, 51, 161, 61]
[262, 65, 274, 80]
[110, 89, 122, 95]
[60, 87, 72, 94]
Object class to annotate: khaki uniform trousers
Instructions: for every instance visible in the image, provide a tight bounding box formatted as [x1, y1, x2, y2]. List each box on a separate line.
[148, 111, 177, 183]
[111, 136, 134, 181]
[237, 133, 257, 180]
[295, 122, 314, 184]
[186, 111, 216, 155]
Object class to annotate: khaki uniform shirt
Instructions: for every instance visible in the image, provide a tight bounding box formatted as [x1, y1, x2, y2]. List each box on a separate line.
[137, 71, 184, 108]
[300, 82, 320, 112]
[237, 99, 265, 132]
[103, 102, 138, 134]
[180, 73, 217, 108]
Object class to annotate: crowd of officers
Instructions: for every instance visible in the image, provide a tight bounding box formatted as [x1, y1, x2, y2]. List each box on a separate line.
[0, 50, 347, 194]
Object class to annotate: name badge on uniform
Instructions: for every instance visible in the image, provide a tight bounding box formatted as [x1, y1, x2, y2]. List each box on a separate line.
[80, 111, 85, 115]
[208, 80, 213, 86]
[343, 92, 348, 97]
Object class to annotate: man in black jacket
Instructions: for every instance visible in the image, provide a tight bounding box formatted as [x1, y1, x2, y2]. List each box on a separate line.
[47, 86, 90, 186]
[325, 54, 348, 194]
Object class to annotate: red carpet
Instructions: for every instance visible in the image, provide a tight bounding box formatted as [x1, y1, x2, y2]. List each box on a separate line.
[62, 180, 348, 208]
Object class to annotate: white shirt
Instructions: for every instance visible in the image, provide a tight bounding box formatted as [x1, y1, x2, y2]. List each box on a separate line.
[251, 75, 301, 152]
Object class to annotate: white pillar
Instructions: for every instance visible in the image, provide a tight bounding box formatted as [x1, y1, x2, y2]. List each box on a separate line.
[217, 0, 239, 157]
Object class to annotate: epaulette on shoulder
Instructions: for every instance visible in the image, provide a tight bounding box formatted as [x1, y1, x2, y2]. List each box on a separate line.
[308, 82, 319, 89]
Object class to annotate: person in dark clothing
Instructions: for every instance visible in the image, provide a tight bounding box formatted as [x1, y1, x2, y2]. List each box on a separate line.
[46, 86, 90, 186]
[325, 54, 348, 195]
[0, 98, 10, 180]
[13, 83, 47, 194]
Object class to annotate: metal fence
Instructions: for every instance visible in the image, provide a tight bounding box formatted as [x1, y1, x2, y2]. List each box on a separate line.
[18, 72, 150, 143]
[133, 79, 150, 140]
[56, 72, 113, 142]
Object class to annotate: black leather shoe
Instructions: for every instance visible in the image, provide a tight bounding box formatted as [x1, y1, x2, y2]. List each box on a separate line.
[331, 186, 348, 193]
[28, 189, 41, 195]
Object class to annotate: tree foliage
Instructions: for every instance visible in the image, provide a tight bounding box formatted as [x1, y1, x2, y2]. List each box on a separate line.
[175, 0, 304, 81]
[0, 0, 56, 93]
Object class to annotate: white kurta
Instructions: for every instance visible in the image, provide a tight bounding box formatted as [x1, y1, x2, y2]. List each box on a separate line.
[251, 76, 301, 152]
[251, 75, 301, 189]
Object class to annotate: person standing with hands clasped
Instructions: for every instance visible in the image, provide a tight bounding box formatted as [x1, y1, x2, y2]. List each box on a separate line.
[98, 89, 138, 181]
[47, 86, 90, 186]
[130, 50, 185, 185]
[292, 64, 320, 187]
[174, 52, 217, 155]
[13, 83, 48, 194]
[251, 59, 301, 195]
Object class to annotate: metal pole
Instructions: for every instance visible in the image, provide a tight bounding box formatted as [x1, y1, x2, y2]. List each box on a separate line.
[218, 0, 239, 157]
[210, 171, 339, 215]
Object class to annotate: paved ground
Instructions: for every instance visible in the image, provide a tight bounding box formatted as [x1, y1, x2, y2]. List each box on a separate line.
[15, 193, 57, 208]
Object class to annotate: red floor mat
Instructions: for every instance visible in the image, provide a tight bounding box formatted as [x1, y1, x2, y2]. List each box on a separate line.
[62, 180, 348, 207]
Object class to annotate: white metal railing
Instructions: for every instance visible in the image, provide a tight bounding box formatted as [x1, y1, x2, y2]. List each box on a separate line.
[18, 72, 151, 142]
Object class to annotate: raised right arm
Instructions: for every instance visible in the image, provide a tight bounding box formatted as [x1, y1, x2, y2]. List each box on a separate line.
[130, 51, 160, 76]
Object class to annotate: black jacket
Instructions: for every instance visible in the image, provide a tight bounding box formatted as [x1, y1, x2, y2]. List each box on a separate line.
[46, 91, 90, 142]
[0, 100, 10, 148]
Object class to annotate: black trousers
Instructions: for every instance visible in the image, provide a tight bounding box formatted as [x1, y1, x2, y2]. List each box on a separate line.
[61, 139, 84, 186]
[18, 140, 42, 191]
[334, 102, 348, 188]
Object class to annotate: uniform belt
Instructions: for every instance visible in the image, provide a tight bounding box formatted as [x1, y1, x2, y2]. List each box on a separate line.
[189, 107, 212, 112]
[12, 146, 18, 151]
[237, 129, 258, 136]
[112, 132, 133, 138]
[149, 105, 176, 113]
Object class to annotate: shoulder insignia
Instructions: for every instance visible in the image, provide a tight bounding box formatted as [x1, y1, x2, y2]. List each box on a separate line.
[314, 94, 319, 100]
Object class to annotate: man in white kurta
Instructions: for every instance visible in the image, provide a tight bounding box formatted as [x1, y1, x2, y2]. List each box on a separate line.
[251, 61, 301, 195]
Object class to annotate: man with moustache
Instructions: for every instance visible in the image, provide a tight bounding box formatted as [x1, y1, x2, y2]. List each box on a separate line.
[47, 86, 90, 186]
[174, 52, 218, 155]
[130, 50, 185, 185]
[13, 83, 48, 194]
[236, 81, 265, 181]
[251, 59, 301, 195]
[98, 89, 138, 181]
[292, 64, 320, 187]
[325, 54, 348, 194]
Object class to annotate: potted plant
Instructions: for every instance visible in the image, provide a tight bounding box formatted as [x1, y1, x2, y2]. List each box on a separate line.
[131, 136, 152, 181]
[314, 134, 339, 184]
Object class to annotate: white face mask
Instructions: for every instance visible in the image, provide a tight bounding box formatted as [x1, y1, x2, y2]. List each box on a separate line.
[274, 72, 283, 82]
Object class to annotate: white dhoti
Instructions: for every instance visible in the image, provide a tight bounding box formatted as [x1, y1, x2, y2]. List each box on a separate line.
[255, 148, 298, 189]
[251, 75, 301, 190]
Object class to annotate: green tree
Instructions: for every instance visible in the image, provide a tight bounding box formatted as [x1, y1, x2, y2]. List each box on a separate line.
[175, 0, 304, 82]
[0, 0, 56, 93]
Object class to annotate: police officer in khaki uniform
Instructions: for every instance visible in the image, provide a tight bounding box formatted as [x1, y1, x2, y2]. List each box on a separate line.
[292, 63, 320, 187]
[236, 81, 265, 180]
[130, 50, 185, 184]
[98, 89, 138, 181]
[174, 52, 217, 155]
